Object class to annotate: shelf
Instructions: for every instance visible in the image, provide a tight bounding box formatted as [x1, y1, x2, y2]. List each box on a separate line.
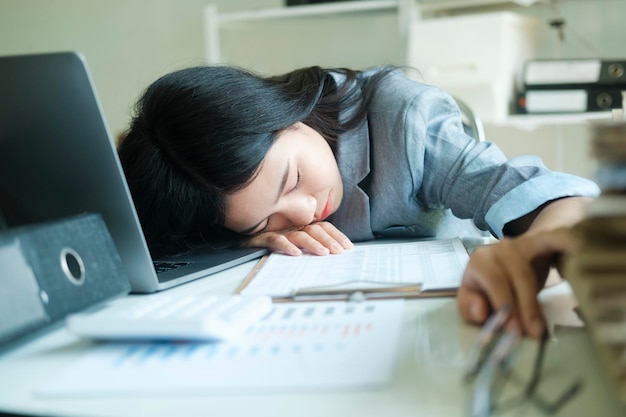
[500, 112, 613, 130]
[419, 0, 537, 12]
[217, 1, 399, 23]
[204, 0, 540, 64]
[204, 0, 411, 65]
[212, 0, 539, 24]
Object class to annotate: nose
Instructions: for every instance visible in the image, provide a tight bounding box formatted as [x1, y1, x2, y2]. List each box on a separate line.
[278, 194, 317, 228]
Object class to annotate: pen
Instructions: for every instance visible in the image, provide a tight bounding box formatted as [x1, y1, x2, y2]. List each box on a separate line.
[273, 289, 428, 303]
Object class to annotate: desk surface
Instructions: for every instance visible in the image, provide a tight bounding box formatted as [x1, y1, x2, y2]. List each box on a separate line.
[0, 259, 624, 417]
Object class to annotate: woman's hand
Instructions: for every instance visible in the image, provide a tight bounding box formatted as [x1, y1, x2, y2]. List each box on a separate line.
[457, 228, 580, 339]
[243, 221, 353, 256]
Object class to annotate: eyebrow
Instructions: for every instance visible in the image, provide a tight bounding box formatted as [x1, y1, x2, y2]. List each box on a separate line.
[239, 160, 291, 235]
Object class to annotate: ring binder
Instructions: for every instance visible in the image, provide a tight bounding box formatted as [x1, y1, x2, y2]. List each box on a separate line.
[523, 59, 626, 87]
[0, 213, 131, 347]
[518, 88, 625, 114]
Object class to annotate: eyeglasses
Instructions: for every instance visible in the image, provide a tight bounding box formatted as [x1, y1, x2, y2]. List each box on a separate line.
[463, 306, 584, 417]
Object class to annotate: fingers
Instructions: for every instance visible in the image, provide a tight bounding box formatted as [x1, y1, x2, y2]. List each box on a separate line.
[299, 222, 353, 254]
[245, 222, 353, 257]
[494, 240, 544, 337]
[505, 229, 579, 337]
[285, 228, 333, 256]
[246, 233, 303, 256]
[459, 237, 552, 339]
[321, 222, 354, 250]
[460, 243, 527, 334]
[457, 285, 491, 325]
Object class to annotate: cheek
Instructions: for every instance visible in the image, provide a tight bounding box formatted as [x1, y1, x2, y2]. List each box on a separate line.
[313, 146, 340, 183]
[222, 203, 238, 230]
[223, 194, 255, 230]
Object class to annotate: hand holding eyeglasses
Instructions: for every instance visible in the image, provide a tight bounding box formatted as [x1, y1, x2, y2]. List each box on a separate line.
[457, 228, 581, 339]
[463, 306, 583, 417]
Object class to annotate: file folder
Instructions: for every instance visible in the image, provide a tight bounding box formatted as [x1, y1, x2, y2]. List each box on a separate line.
[519, 88, 625, 113]
[523, 59, 626, 87]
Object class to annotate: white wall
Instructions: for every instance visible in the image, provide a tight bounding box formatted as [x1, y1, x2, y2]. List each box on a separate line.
[1, 0, 624, 181]
[0, 0, 280, 138]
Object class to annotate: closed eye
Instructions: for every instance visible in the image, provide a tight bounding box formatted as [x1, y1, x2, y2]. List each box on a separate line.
[253, 223, 269, 235]
[290, 170, 302, 192]
[240, 218, 268, 236]
[245, 168, 301, 235]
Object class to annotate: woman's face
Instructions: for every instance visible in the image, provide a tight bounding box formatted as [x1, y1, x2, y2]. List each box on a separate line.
[224, 122, 343, 236]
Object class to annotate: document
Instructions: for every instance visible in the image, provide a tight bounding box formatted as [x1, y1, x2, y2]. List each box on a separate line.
[237, 238, 470, 299]
[38, 300, 404, 397]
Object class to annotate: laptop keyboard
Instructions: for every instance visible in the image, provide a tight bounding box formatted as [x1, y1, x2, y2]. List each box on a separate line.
[153, 261, 192, 274]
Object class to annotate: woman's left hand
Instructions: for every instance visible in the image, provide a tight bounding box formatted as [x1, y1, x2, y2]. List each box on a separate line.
[456, 228, 579, 339]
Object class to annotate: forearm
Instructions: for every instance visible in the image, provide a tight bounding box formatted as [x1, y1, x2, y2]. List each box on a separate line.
[504, 196, 593, 237]
[528, 196, 592, 232]
[520, 197, 592, 287]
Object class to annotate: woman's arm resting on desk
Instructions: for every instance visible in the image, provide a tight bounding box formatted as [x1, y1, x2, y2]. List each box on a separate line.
[457, 197, 591, 339]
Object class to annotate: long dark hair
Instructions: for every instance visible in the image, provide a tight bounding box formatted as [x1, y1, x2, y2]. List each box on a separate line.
[118, 64, 393, 257]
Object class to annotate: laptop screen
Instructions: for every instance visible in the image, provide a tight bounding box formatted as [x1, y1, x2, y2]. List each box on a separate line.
[0, 52, 266, 293]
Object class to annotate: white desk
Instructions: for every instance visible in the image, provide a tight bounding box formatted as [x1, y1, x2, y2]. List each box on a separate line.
[0, 259, 623, 417]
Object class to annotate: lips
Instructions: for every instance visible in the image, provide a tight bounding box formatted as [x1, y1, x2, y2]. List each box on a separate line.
[318, 194, 332, 221]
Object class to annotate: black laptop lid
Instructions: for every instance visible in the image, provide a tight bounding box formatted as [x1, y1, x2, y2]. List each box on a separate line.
[0, 52, 159, 290]
[0, 52, 266, 293]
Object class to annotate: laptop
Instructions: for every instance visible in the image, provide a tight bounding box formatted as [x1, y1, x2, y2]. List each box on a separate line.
[0, 52, 266, 293]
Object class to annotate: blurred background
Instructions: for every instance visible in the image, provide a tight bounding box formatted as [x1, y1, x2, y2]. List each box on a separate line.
[1, 0, 624, 180]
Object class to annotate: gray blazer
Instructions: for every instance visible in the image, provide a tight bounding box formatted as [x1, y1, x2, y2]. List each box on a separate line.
[328, 70, 599, 241]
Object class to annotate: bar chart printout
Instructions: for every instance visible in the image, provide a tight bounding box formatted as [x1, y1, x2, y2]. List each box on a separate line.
[38, 300, 405, 397]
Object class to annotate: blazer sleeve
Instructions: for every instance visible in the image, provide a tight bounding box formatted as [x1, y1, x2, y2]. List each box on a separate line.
[403, 84, 600, 237]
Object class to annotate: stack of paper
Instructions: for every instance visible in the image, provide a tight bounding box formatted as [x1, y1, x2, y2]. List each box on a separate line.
[238, 238, 470, 300]
[564, 122, 626, 403]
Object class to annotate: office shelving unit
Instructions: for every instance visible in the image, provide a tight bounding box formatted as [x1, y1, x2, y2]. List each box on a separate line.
[505, 111, 613, 129]
[203, 0, 614, 127]
[204, 0, 540, 65]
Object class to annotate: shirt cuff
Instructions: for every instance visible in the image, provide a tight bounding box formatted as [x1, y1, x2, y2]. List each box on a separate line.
[485, 173, 601, 238]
